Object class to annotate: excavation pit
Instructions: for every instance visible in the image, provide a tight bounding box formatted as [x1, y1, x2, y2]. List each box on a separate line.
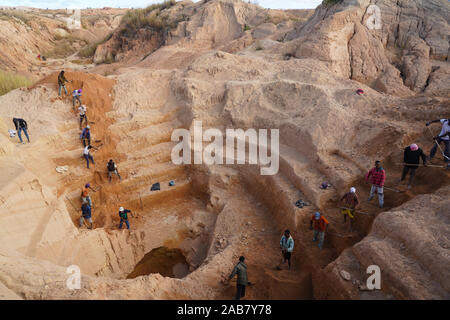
[127, 247, 190, 279]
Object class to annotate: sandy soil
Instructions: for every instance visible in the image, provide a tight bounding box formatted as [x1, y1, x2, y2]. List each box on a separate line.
[0, 0, 449, 300]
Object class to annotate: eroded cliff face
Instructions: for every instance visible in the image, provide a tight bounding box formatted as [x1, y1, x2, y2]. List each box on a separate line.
[282, 0, 450, 96]
[0, 0, 449, 300]
[0, 8, 124, 78]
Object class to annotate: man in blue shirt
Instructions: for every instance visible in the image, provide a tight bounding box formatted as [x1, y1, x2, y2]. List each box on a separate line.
[80, 201, 93, 229]
[80, 125, 91, 147]
[277, 229, 294, 270]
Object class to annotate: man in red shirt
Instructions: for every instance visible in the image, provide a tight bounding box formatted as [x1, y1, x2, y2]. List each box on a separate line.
[309, 212, 329, 249]
[365, 160, 386, 208]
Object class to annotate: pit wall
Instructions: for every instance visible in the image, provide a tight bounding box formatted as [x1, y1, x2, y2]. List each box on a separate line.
[0, 120, 153, 279]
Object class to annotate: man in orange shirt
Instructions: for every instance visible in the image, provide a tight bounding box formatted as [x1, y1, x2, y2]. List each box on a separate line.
[310, 212, 329, 249]
[81, 183, 97, 207]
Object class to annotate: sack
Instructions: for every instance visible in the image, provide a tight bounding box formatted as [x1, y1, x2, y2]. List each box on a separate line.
[151, 182, 160, 191]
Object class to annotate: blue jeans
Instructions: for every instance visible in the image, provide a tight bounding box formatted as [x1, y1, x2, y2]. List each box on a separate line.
[430, 137, 450, 163]
[84, 154, 94, 168]
[59, 84, 67, 96]
[17, 127, 30, 143]
[369, 185, 384, 207]
[79, 216, 92, 227]
[313, 230, 325, 249]
[119, 218, 130, 229]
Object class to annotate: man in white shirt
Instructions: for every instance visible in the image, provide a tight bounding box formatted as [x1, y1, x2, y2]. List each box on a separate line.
[78, 104, 87, 129]
[83, 145, 98, 169]
[426, 118, 450, 165]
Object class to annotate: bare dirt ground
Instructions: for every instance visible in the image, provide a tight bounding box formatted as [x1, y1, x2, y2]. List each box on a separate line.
[0, 0, 449, 300]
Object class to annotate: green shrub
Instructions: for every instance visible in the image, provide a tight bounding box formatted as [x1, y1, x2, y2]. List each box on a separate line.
[121, 0, 176, 34]
[322, 0, 344, 6]
[243, 24, 251, 31]
[0, 70, 32, 96]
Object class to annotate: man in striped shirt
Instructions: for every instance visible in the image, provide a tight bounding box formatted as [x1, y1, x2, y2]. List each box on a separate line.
[365, 160, 386, 208]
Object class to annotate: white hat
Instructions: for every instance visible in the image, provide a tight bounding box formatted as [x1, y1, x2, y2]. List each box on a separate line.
[86, 125, 90, 129]
[119, 207, 124, 211]
[350, 187, 356, 193]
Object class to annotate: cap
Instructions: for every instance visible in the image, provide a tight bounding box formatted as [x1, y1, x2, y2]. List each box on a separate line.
[410, 144, 418, 151]
[78, 89, 82, 93]
[119, 207, 124, 212]
[85, 183, 90, 188]
[314, 212, 320, 220]
[350, 187, 356, 193]
[86, 125, 90, 129]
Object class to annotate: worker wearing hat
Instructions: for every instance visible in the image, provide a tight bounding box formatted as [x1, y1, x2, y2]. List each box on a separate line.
[80, 125, 91, 147]
[118, 207, 133, 229]
[81, 183, 97, 207]
[401, 143, 427, 189]
[73, 88, 82, 107]
[340, 187, 359, 231]
[310, 212, 329, 249]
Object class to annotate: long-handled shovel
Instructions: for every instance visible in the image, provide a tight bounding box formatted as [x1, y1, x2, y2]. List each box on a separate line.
[339, 207, 374, 216]
[396, 163, 446, 168]
[427, 126, 450, 161]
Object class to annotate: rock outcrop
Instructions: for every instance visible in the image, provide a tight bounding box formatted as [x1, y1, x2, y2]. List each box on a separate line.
[281, 0, 449, 96]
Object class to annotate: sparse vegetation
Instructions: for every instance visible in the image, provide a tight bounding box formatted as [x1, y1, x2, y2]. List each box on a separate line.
[44, 42, 75, 59]
[0, 10, 32, 26]
[96, 52, 115, 65]
[120, 0, 176, 34]
[0, 70, 32, 96]
[243, 24, 251, 31]
[322, 0, 344, 6]
[45, 34, 83, 59]
[79, 34, 113, 58]
[71, 58, 93, 65]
